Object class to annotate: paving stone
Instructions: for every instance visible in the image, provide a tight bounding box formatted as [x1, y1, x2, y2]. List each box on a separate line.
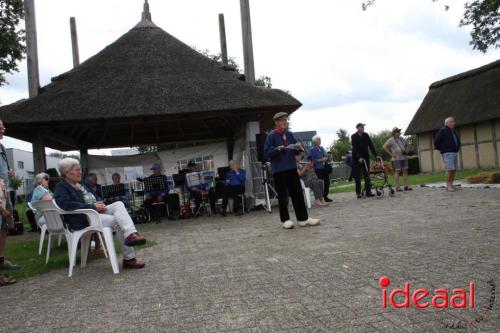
[0, 188, 499, 332]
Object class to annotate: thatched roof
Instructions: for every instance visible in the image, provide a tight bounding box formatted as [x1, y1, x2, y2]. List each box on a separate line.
[0, 2, 301, 150]
[406, 59, 500, 135]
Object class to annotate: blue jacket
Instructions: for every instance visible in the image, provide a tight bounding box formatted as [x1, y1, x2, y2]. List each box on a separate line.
[434, 126, 461, 154]
[54, 180, 96, 231]
[226, 169, 246, 187]
[264, 130, 299, 174]
[308, 146, 329, 170]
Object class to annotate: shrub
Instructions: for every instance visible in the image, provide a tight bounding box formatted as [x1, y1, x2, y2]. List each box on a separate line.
[465, 172, 500, 184]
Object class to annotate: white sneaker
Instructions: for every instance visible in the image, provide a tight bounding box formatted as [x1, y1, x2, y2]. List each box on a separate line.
[282, 220, 295, 229]
[298, 217, 320, 227]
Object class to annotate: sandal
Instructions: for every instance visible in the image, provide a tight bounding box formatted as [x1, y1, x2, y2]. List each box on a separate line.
[0, 274, 17, 286]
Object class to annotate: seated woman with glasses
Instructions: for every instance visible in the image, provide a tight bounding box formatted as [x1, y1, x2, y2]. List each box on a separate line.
[53, 158, 147, 269]
[28, 173, 53, 227]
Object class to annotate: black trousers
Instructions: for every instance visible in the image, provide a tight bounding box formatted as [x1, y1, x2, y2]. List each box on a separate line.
[273, 169, 308, 223]
[352, 159, 372, 195]
[315, 169, 331, 199]
[222, 185, 245, 213]
[26, 209, 38, 231]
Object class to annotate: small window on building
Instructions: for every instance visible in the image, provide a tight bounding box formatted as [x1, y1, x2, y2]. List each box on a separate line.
[177, 155, 214, 172]
[18, 161, 24, 169]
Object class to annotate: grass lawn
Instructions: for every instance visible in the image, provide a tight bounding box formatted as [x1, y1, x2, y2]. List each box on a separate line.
[330, 168, 500, 193]
[4, 237, 156, 281]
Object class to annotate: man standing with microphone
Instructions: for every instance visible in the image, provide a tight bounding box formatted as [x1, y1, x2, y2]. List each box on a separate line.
[264, 112, 320, 229]
[351, 123, 379, 199]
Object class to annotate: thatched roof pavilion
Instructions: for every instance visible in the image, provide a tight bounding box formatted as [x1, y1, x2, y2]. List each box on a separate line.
[0, 1, 301, 152]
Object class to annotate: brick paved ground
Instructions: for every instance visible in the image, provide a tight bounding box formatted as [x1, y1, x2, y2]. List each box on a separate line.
[1, 188, 499, 332]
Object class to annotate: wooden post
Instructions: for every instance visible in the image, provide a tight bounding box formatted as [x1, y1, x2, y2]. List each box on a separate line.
[80, 148, 89, 176]
[70, 17, 80, 67]
[24, 0, 40, 98]
[219, 14, 229, 65]
[240, 0, 255, 84]
[473, 124, 480, 168]
[33, 132, 46, 173]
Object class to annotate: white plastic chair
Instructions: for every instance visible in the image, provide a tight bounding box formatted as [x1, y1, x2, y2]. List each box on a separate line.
[300, 179, 312, 209]
[31, 200, 119, 277]
[28, 202, 64, 261]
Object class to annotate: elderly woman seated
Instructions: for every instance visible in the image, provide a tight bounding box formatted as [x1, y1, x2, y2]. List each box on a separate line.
[29, 172, 53, 227]
[295, 155, 328, 206]
[53, 158, 146, 269]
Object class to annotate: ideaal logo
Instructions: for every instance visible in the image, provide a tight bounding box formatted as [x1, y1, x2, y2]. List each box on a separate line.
[379, 276, 475, 309]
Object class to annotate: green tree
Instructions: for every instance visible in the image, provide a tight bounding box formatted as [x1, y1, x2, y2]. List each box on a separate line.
[459, 0, 500, 52]
[328, 129, 352, 161]
[0, 0, 25, 86]
[369, 129, 392, 161]
[362, 0, 500, 52]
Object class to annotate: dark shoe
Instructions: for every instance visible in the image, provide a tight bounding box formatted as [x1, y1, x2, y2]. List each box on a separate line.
[122, 258, 145, 269]
[124, 233, 146, 247]
[357, 194, 362, 199]
[221, 211, 227, 217]
[0, 274, 17, 286]
[404, 186, 412, 191]
[366, 192, 375, 197]
[324, 197, 333, 202]
[0, 260, 20, 271]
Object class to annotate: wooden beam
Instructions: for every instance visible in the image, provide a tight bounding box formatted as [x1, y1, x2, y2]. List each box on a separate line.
[154, 124, 160, 143]
[32, 131, 46, 173]
[219, 14, 229, 65]
[474, 124, 480, 168]
[130, 123, 135, 145]
[24, 0, 40, 98]
[176, 121, 185, 138]
[100, 125, 109, 145]
[43, 128, 79, 148]
[69, 17, 80, 67]
[240, 0, 255, 84]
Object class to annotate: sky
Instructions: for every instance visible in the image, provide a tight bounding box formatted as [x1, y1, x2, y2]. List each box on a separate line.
[0, 0, 499, 154]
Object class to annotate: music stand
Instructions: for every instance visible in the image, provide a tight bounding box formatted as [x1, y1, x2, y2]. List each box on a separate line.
[186, 172, 211, 217]
[172, 173, 185, 187]
[186, 172, 204, 191]
[143, 175, 170, 222]
[217, 167, 231, 181]
[202, 171, 215, 189]
[101, 184, 126, 199]
[143, 175, 169, 193]
[166, 175, 175, 191]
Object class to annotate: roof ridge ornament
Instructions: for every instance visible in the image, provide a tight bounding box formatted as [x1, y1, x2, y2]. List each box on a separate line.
[134, 0, 157, 28]
[142, 0, 152, 21]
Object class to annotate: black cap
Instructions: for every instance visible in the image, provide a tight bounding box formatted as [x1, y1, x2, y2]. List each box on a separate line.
[356, 123, 365, 129]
